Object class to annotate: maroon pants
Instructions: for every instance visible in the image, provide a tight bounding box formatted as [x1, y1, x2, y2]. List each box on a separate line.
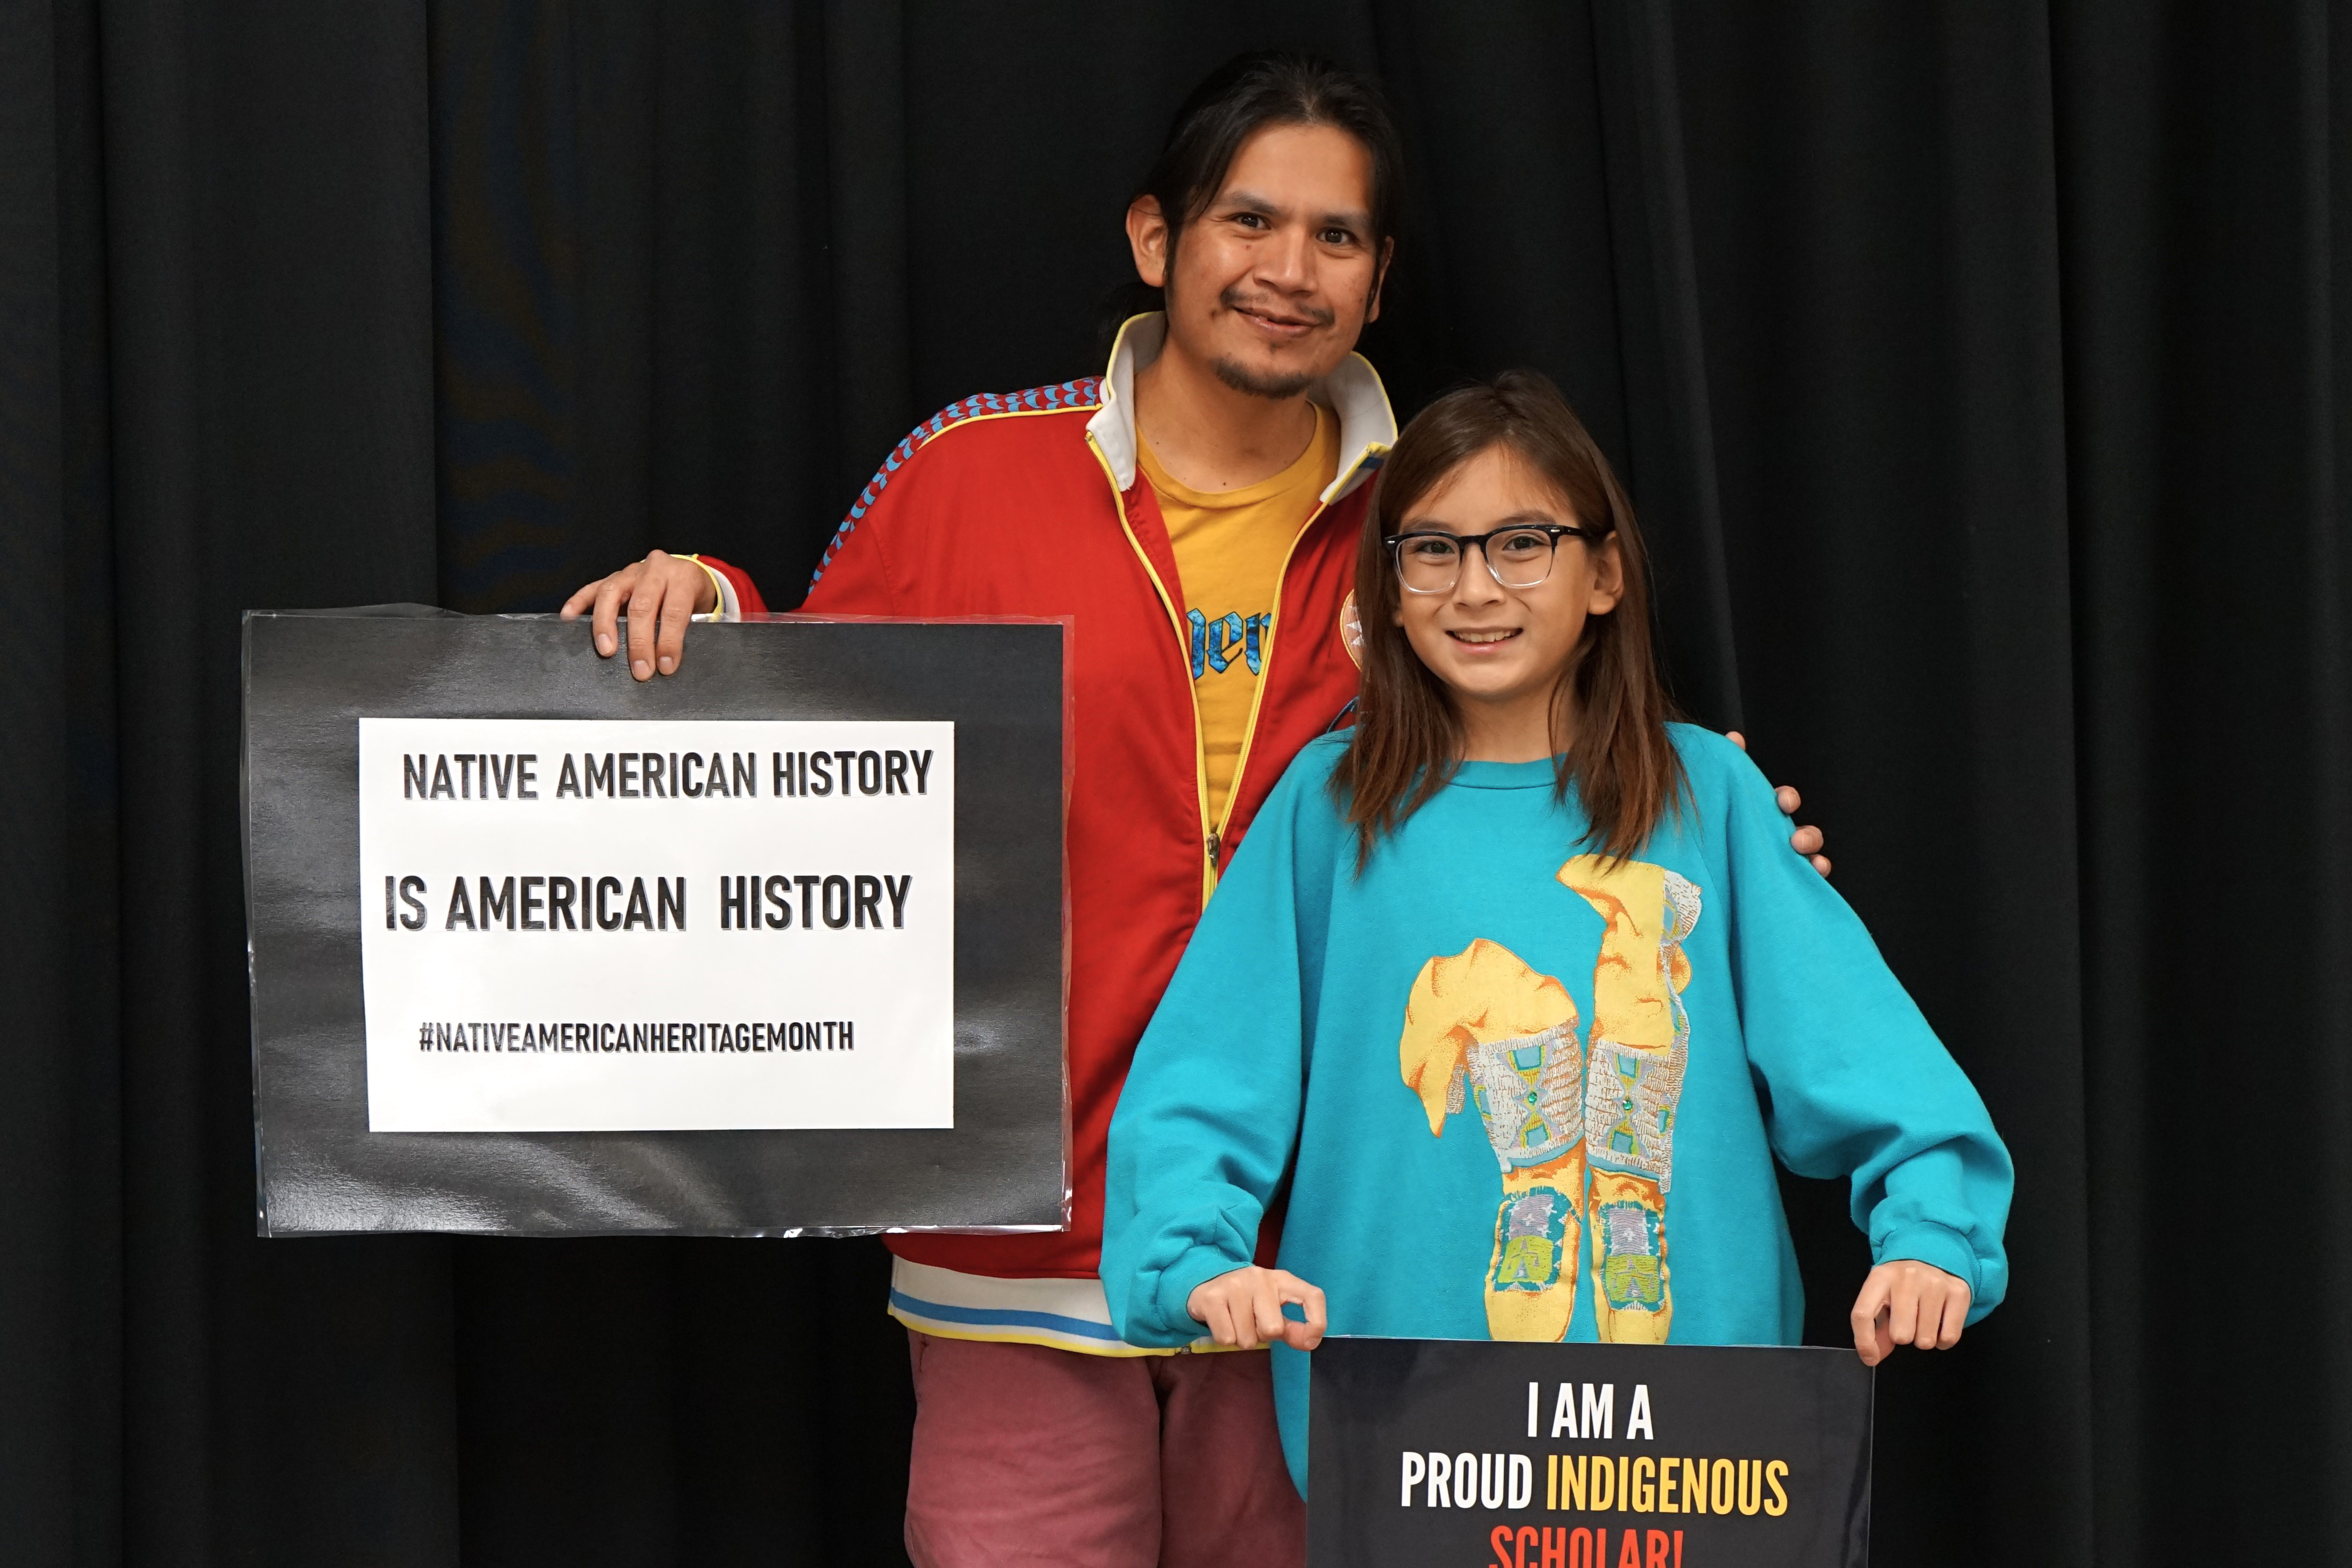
[903, 1330, 1305, 1567]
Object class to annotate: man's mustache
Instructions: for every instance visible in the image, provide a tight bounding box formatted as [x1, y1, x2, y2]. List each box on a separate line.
[1218, 288, 1335, 330]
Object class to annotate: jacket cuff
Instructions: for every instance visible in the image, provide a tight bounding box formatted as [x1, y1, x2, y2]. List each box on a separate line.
[1875, 1221, 1980, 1301]
[674, 554, 736, 621]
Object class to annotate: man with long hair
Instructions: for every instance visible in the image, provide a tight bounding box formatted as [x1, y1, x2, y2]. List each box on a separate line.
[562, 52, 1825, 1567]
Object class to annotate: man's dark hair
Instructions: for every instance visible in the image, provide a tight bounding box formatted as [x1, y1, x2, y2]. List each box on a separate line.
[1105, 51, 1404, 331]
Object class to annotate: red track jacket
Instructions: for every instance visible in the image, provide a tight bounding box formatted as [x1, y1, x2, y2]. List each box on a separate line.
[696, 315, 1396, 1283]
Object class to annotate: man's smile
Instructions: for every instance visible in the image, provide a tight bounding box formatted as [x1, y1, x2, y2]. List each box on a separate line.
[1221, 289, 1333, 341]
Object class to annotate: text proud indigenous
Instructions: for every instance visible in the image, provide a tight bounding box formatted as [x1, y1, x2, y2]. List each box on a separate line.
[1399, 1382, 1792, 1568]
[356, 717, 956, 1135]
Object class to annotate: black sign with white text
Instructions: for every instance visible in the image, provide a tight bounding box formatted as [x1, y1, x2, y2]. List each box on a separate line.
[242, 608, 1066, 1236]
[1309, 1339, 1872, 1568]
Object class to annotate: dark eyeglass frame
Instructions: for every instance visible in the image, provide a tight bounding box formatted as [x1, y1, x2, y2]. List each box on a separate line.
[1381, 522, 1611, 594]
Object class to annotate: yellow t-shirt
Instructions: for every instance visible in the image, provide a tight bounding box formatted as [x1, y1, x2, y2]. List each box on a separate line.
[1140, 404, 1341, 831]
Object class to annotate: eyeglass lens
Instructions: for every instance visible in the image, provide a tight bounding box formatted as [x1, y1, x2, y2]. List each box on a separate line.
[1395, 530, 1560, 593]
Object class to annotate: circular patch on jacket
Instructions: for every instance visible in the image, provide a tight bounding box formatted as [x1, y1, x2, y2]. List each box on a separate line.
[1340, 590, 1364, 668]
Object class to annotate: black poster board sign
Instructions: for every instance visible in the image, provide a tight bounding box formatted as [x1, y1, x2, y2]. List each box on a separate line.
[242, 609, 1066, 1236]
[1309, 1339, 1872, 1568]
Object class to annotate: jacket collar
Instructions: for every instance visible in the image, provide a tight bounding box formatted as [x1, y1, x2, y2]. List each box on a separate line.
[1086, 313, 1397, 505]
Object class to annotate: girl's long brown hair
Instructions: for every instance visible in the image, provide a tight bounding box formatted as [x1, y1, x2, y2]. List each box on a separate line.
[1331, 370, 1686, 866]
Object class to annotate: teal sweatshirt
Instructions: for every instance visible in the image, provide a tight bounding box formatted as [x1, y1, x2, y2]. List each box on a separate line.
[1102, 726, 2012, 1493]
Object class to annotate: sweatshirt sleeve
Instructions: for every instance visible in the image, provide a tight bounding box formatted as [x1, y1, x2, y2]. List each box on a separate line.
[1101, 751, 1333, 1348]
[1702, 734, 2015, 1320]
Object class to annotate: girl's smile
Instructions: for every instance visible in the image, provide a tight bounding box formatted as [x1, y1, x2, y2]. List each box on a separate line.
[1391, 445, 1624, 762]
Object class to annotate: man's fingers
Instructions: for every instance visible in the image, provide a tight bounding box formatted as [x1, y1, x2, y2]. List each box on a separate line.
[1789, 824, 1824, 856]
[560, 579, 597, 619]
[1775, 784, 1802, 815]
[1726, 731, 1748, 752]
[655, 569, 693, 676]
[1810, 854, 1833, 877]
[624, 575, 664, 680]
[591, 574, 630, 658]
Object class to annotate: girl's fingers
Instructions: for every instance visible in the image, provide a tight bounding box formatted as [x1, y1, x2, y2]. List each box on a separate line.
[1884, 1274, 1922, 1348]
[1252, 1281, 1291, 1348]
[1189, 1269, 1337, 1353]
[1277, 1276, 1329, 1351]
[1936, 1282, 1969, 1348]
[1203, 1294, 1239, 1348]
[1222, 1283, 1258, 1349]
[1850, 1264, 1970, 1361]
[1849, 1274, 1890, 1365]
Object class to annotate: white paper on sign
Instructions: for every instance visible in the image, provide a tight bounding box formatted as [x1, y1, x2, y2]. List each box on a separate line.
[357, 717, 955, 1132]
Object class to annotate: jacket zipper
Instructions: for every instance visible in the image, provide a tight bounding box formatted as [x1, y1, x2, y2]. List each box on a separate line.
[1084, 430, 1218, 907]
[1210, 439, 1385, 888]
[1088, 428, 1382, 908]
[1207, 495, 1330, 882]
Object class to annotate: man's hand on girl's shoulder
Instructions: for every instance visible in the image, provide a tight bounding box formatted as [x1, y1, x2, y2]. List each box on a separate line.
[1850, 1260, 1971, 1366]
[1725, 732, 1832, 876]
[1186, 1266, 1327, 1352]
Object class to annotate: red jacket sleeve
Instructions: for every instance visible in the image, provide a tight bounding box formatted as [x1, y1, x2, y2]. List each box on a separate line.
[800, 425, 936, 615]
[704, 408, 974, 618]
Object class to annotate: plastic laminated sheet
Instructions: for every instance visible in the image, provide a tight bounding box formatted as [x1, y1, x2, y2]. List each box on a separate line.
[242, 608, 1069, 1236]
[1307, 1339, 1873, 1567]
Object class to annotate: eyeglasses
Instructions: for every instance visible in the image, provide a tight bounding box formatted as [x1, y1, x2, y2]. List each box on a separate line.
[1383, 523, 1608, 595]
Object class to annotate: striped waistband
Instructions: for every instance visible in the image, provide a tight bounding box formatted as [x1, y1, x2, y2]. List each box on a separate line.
[888, 1257, 1211, 1357]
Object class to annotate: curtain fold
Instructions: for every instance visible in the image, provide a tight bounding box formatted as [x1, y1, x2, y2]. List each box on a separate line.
[1, 1, 2345, 1563]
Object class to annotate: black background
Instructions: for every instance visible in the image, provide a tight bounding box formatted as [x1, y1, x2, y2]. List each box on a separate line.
[4, 1, 2347, 1564]
[1308, 1340, 1873, 1568]
[243, 614, 1066, 1236]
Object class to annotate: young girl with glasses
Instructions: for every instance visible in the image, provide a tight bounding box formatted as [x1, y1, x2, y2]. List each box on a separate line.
[1100, 371, 2013, 1494]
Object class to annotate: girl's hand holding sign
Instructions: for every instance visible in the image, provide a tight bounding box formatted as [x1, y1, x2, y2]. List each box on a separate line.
[1188, 1267, 1329, 1352]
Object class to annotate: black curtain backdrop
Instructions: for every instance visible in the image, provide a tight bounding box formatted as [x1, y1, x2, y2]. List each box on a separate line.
[3, 2, 2346, 1564]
